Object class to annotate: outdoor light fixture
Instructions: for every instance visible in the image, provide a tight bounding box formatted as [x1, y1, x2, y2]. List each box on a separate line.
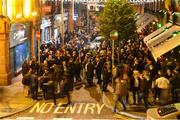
[31, 12, 38, 17]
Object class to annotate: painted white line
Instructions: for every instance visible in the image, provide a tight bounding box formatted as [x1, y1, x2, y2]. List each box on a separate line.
[16, 117, 34, 120]
[53, 118, 72, 120]
[102, 93, 145, 119]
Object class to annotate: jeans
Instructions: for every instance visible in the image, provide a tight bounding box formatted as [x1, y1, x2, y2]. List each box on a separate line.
[113, 95, 126, 112]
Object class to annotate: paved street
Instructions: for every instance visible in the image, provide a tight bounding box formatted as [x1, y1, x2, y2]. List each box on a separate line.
[3, 81, 149, 119]
[0, 73, 162, 120]
[5, 85, 113, 119]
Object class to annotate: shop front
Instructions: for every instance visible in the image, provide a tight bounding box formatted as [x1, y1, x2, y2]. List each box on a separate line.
[9, 23, 31, 75]
[41, 17, 52, 43]
[54, 14, 61, 40]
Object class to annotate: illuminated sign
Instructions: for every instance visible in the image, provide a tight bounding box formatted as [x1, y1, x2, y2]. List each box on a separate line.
[9, 23, 29, 48]
[42, 5, 52, 13]
[41, 19, 51, 29]
[29, 102, 105, 114]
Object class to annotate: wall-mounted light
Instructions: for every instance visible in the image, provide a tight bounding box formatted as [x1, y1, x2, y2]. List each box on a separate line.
[31, 12, 38, 17]
[16, 14, 22, 19]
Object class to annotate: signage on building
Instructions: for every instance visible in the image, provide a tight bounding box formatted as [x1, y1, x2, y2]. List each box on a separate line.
[9, 23, 29, 48]
[42, 5, 52, 13]
[36, 31, 41, 39]
[54, 14, 62, 28]
[41, 19, 51, 29]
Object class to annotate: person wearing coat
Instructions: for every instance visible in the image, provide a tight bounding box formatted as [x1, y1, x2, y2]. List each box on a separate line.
[53, 63, 64, 93]
[102, 63, 110, 92]
[60, 71, 72, 106]
[139, 71, 149, 109]
[95, 57, 104, 85]
[85, 58, 94, 86]
[113, 76, 128, 112]
[22, 59, 29, 76]
[29, 69, 38, 100]
[74, 57, 82, 82]
[131, 70, 141, 105]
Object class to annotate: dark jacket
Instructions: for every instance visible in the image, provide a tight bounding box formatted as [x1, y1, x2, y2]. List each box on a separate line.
[86, 63, 94, 77]
[170, 74, 180, 89]
[102, 67, 110, 82]
[139, 77, 148, 92]
[22, 61, 29, 76]
[130, 77, 141, 90]
[53, 64, 64, 82]
[95, 61, 104, 75]
[29, 74, 38, 88]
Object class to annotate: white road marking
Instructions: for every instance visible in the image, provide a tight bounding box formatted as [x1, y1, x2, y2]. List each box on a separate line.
[16, 117, 34, 120]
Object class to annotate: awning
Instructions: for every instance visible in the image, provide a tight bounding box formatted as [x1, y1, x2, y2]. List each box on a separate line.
[146, 25, 180, 48]
[151, 34, 180, 61]
[145, 25, 180, 61]
[136, 13, 157, 32]
[137, 16, 157, 32]
[143, 23, 173, 44]
[136, 14, 147, 26]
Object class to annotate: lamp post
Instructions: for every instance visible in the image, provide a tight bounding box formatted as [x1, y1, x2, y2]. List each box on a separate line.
[61, 0, 64, 46]
[110, 30, 118, 88]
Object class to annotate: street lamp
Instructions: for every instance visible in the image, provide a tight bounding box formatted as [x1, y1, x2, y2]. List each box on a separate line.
[110, 30, 118, 88]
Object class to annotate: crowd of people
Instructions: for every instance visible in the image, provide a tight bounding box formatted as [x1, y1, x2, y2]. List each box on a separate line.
[21, 28, 180, 110]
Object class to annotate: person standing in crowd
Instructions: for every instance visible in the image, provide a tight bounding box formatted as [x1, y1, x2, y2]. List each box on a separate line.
[165, 68, 173, 80]
[102, 63, 110, 92]
[47, 54, 55, 73]
[170, 69, 180, 103]
[22, 69, 31, 98]
[53, 63, 64, 93]
[22, 59, 29, 76]
[139, 71, 149, 109]
[113, 73, 128, 112]
[40, 69, 52, 99]
[66, 58, 75, 91]
[74, 57, 82, 82]
[131, 70, 141, 105]
[85, 58, 94, 87]
[155, 71, 170, 104]
[39, 60, 49, 76]
[29, 68, 38, 100]
[95, 57, 103, 85]
[60, 67, 73, 106]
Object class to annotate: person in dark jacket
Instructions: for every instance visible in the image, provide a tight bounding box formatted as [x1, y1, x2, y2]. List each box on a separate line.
[40, 69, 52, 99]
[95, 57, 103, 85]
[66, 58, 74, 91]
[102, 63, 110, 92]
[113, 75, 128, 112]
[139, 71, 148, 109]
[74, 57, 82, 82]
[29, 69, 38, 100]
[85, 58, 94, 86]
[22, 59, 29, 76]
[170, 70, 180, 102]
[131, 70, 141, 105]
[60, 71, 72, 106]
[53, 63, 64, 93]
